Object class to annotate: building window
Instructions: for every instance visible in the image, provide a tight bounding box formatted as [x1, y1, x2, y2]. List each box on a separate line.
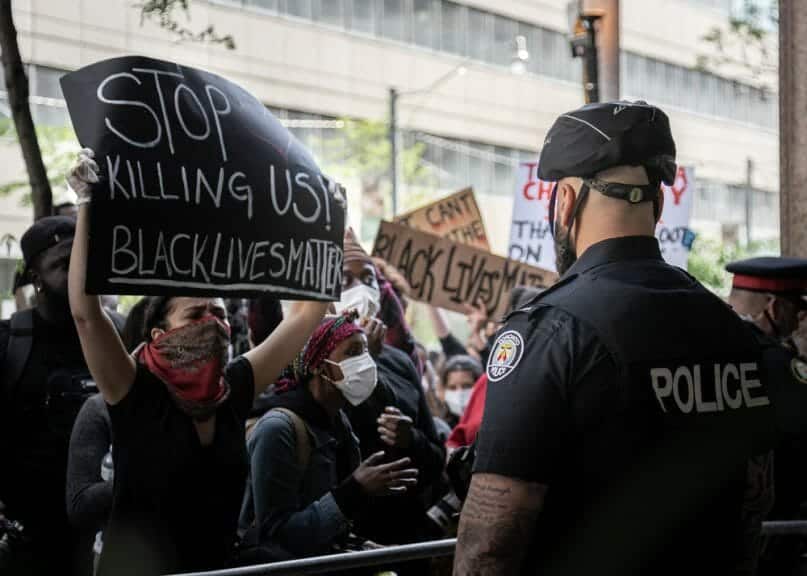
[467, 8, 492, 63]
[314, 0, 345, 27]
[349, 0, 375, 34]
[286, 0, 312, 19]
[247, 0, 279, 12]
[380, 0, 408, 42]
[440, 1, 464, 55]
[412, 0, 438, 50]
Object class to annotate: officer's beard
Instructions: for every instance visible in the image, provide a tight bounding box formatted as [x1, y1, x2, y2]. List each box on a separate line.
[554, 223, 578, 276]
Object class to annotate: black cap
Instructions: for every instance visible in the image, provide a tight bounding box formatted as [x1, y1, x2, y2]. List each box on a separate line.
[726, 257, 807, 295]
[538, 100, 677, 186]
[20, 216, 76, 278]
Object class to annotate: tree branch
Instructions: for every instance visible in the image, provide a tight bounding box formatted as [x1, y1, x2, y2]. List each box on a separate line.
[0, 0, 53, 220]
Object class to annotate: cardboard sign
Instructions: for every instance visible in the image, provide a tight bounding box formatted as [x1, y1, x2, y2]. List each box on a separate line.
[60, 56, 344, 299]
[372, 221, 556, 318]
[657, 166, 696, 270]
[508, 161, 556, 272]
[394, 188, 490, 251]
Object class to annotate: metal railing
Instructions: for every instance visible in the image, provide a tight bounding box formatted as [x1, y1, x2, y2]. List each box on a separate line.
[170, 521, 807, 576]
[169, 538, 457, 576]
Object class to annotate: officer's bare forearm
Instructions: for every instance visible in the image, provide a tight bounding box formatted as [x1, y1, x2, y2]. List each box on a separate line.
[454, 473, 546, 576]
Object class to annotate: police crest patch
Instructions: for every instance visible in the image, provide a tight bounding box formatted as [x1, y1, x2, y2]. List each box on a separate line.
[487, 331, 525, 382]
[792, 358, 807, 385]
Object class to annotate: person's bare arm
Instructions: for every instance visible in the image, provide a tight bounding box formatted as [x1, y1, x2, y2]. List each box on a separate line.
[454, 473, 547, 576]
[68, 150, 136, 405]
[243, 300, 328, 400]
[427, 305, 451, 339]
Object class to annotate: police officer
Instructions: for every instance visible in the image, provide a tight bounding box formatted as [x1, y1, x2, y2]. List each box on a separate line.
[725, 257, 807, 576]
[0, 216, 93, 576]
[454, 101, 776, 576]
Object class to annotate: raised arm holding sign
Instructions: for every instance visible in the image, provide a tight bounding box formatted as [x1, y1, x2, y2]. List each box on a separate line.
[64, 57, 341, 576]
[60, 56, 345, 299]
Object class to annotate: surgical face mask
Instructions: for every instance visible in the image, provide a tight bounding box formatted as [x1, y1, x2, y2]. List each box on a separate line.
[334, 284, 381, 319]
[444, 388, 472, 417]
[326, 352, 378, 406]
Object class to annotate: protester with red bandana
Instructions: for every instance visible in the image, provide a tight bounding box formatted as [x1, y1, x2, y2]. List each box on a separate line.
[239, 311, 418, 561]
[66, 149, 334, 576]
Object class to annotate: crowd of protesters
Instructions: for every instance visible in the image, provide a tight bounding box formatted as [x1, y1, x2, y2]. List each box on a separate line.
[0, 148, 514, 576]
[2, 106, 807, 576]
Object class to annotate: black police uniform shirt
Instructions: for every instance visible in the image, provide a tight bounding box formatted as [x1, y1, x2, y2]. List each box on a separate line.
[97, 356, 254, 576]
[474, 236, 775, 576]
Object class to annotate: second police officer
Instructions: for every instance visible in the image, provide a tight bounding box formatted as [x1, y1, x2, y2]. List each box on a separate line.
[454, 101, 777, 576]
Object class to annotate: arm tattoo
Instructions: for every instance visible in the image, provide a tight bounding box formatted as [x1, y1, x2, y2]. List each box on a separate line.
[454, 473, 546, 576]
[736, 452, 774, 575]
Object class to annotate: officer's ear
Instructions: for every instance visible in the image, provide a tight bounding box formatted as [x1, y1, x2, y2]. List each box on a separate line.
[150, 327, 166, 341]
[556, 180, 578, 230]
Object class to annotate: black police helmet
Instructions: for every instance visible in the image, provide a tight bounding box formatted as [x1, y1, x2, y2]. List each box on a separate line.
[538, 100, 677, 187]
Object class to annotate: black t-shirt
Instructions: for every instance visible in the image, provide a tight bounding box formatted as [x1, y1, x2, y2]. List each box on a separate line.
[0, 310, 89, 574]
[475, 237, 775, 576]
[98, 356, 254, 576]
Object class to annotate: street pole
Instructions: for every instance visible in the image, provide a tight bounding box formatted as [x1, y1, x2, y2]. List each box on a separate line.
[745, 157, 754, 247]
[389, 87, 399, 218]
[779, 0, 807, 257]
[585, 0, 619, 101]
[582, 16, 600, 103]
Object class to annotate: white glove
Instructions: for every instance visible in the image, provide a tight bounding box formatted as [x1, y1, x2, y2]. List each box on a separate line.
[66, 147, 100, 204]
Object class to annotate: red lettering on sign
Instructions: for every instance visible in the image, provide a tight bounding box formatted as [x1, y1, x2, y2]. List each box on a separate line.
[522, 162, 553, 203]
[522, 162, 538, 200]
[669, 167, 688, 206]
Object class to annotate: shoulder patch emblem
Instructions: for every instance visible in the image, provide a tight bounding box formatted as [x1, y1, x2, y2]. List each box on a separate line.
[487, 330, 525, 382]
[792, 358, 807, 385]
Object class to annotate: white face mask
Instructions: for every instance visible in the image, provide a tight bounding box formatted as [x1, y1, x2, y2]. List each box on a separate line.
[334, 284, 381, 319]
[326, 352, 378, 406]
[444, 388, 472, 417]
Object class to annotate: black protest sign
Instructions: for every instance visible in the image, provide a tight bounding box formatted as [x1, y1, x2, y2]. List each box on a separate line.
[372, 221, 557, 318]
[60, 56, 344, 300]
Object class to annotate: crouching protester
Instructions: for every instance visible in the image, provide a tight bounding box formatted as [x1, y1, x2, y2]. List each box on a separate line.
[238, 311, 419, 564]
[66, 150, 331, 576]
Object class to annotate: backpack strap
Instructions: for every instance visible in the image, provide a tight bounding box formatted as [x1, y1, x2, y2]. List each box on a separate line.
[2, 309, 35, 400]
[271, 407, 312, 472]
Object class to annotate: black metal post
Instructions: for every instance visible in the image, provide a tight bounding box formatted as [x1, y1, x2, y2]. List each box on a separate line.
[389, 86, 399, 217]
[582, 16, 600, 103]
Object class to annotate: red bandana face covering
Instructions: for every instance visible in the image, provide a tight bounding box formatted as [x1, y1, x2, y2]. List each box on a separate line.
[140, 316, 231, 420]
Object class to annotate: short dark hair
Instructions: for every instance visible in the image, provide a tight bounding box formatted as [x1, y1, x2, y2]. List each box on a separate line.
[142, 296, 176, 342]
[441, 354, 483, 384]
[247, 295, 284, 346]
[121, 297, 150, 352]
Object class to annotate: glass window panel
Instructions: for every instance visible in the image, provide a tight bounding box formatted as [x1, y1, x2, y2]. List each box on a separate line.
[468, 143, 493, 197]
[315, 0, 344, 27]
[413, 0, 438, 49]
[518, 23, 539, 76]
[246, 0, 279, 12]
[467, 8, 492, 62]
[381, 0, 407, 41]
[350, 0, 375, 33]
[540, 26, 558, 78]
[493, 15, 516, 67]
[35, 66, 65, 99]
[286, 0, 312, 18]
[440, 2, 464, 55]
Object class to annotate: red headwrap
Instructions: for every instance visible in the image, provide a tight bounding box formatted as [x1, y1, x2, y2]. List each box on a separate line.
[275, 310, 363, 394]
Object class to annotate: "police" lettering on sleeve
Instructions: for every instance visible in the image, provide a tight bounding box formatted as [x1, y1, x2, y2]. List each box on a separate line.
[650, 363, 769, 414]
